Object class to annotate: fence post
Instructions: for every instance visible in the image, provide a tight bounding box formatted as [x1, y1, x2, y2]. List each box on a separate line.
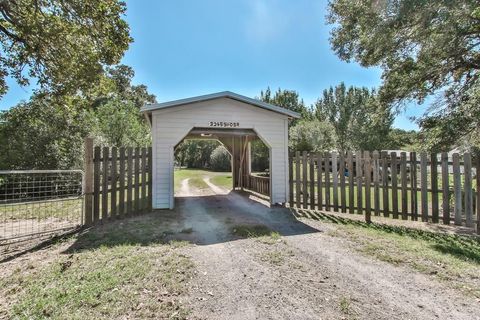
[83, 137, 94, 225]
[476, 155, 480, 235]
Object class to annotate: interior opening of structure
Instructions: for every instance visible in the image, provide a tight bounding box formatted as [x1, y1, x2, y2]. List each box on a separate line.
[173, 127, 271, 199]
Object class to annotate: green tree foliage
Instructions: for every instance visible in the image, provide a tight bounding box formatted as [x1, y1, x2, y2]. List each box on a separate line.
[0, 95, 91, 169]
[289, 120, 335, 152]
[315, 83, 394, 151]
[250, 138, 269, 172]
[328, 0, 480, 151]
[0, 0, 132, 98]
[92, 98, 150, 147]
[209, 145, 231, 171]
[260, 88, 312, 124]
[0, 65, 154, 169]
[174, 140, 219, 169]
[386, 129, 420, 151]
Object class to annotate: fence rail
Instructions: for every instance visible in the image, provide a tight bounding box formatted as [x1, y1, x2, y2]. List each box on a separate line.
[289, 151, 480, 233]
[0, 170, 83, 244]
[245, 174, 270, 196]
[84, 138, 152, 225]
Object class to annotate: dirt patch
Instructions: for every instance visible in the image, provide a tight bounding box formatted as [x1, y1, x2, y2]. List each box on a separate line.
[172, 177, 480, 319]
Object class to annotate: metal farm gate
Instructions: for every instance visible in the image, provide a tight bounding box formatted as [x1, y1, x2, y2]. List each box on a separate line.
[0, 170, 84, 250]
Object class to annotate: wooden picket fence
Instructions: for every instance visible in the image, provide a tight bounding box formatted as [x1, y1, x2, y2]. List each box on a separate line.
[84, 138, 152, 225]
[245, 174, 270, 196]
[289, 151, 480, 233]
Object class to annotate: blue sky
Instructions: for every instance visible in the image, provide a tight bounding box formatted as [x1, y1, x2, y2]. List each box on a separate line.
[0, 0, 424, 129]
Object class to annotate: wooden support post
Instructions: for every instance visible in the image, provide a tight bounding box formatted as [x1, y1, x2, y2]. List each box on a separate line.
[289, 155, 294, 208]
[420, 152, 428, 222]
[127, 147, 133, 215]
[148, 146, 153, 211]
[302, 151, 308, 208]
[400, 152, 408, 220]
[373, 151, 380, 216]
[325, 152, 331, 210]
[364, 151, 371, 223]
[453, 153, 462, 225]
[339, 152, 346, 213]
[356, 151, 363, 215]
[309, 155, 315, 209]
[93, 146, 101, 223]
[441, 152, 450, 224]
[317, 153, 323, 210]
[102, 147, 109, 220]
[111, 147, 117, 218]
[347, 151, 354, 213]
[382, 151, 389, 217]
[431, 153, 439, 223]
[476, 156, 480, 234]
[391, 152, 398, 219]
[410, 152, 418, 220]
[332, 152, 339, 211]
[295, 151, 301, 207]
[83, 137, 94, 225]
[119, 147, 125, 217]
[464, 153, 473, 227]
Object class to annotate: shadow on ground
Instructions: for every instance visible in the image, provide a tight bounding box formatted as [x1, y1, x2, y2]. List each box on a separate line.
[294, 209, 480, 264]
[64, 191, 321, 253]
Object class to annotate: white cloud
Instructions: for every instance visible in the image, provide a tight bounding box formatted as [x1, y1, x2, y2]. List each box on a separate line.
[244, 0, 290, 43]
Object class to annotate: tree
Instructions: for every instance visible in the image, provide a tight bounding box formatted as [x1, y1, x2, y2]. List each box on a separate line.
[289, 120, 335, 152]
[0, 0, 131, 98]
[0, 95, 91, 169]
[210, 145, 231, 171]
[328, 0, 480, 151]
[260, 88, 312, 125]
[0, 64, 155, 169]
[92, 98, 150, 147]
[250, 138, 269, 172]
[315, 83, 393, 151]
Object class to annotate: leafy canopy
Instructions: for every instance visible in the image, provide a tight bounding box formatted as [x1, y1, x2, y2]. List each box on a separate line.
[328, 0, 480, 151]
[260, 88, 312, 124]
[315, 82, 394, 151]
[0, 0, 131, 98]
[0, 64, 154, 169]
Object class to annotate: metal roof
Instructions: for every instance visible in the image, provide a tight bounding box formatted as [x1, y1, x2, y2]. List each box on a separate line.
[140, 91, 301, 118]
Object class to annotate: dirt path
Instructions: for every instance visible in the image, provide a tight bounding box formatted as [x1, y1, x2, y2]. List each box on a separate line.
[175, 177, 480, 320]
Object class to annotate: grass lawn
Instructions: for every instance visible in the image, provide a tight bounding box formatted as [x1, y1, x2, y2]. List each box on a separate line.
[174, 168, 231, 191]
[295, 209, 480, 298]
[0, 213, 195, 320]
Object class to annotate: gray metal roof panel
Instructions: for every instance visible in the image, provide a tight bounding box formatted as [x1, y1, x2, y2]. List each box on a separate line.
[140, 91, 301, 118]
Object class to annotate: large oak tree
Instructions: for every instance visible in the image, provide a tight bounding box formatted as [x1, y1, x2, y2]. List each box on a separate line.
[328, 0, 480, 151]
[0, 0, 131, 97]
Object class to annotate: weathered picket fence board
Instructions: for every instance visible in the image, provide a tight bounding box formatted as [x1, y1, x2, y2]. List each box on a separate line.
[289, 151, 479, 233]
[84, 139, 152, 225]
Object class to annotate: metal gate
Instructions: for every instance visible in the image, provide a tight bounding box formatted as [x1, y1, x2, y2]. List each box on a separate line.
[0, 170, 84, 249]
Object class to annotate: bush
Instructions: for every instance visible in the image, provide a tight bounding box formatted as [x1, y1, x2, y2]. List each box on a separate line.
[210, 145, 231, 171]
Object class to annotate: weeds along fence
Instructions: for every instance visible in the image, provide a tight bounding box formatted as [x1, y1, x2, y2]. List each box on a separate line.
[0, 170, 83, 245]
[83, 138, 152, 225]
[289, 151, 480, 233]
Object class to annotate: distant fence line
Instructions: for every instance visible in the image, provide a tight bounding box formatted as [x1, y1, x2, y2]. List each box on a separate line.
[83, 138, 152, 225]
[289, 151, 480, 234]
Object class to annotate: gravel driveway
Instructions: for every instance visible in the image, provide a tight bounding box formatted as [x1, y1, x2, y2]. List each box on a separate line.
[173, 177, 480, 320]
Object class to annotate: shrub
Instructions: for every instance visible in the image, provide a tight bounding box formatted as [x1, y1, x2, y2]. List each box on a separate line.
[210, 145, 231, 171]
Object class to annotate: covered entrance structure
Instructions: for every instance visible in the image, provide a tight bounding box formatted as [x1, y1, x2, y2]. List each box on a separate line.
[141, 91, 300, 209]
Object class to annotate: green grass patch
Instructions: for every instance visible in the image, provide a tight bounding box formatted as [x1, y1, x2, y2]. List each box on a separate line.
[173, 168, 231, 191]
[209, 174, 232, 189]
[231, 224, 274, 238]
[3, 245, 194, 319]
[1, 213, 196, 319]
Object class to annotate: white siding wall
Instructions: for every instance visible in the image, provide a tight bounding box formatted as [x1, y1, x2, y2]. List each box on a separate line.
[151, 98, 290, 209]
